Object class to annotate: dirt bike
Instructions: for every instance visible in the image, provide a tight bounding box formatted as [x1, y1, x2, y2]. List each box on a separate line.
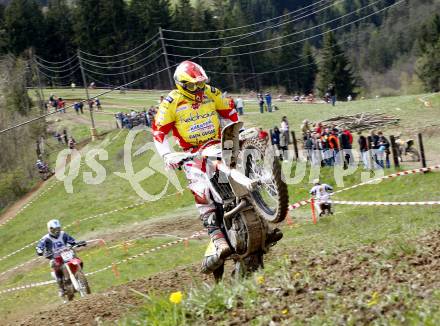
[54, 241, 90, 301]
[317, 201, 333, 217]
[174, 122, 288, 280]
[396, 138, 420, 162]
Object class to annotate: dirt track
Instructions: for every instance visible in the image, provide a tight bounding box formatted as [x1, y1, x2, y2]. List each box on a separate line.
[14, 229, 440, 325]
[17, 264, 209, 326]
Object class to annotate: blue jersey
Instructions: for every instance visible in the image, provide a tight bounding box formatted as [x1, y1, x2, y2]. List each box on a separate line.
[36, 231, 76, 258]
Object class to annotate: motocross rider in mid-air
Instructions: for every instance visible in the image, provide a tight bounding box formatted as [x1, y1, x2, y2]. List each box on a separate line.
[35, 219, 79, 299]
[153, 61, 282, 273]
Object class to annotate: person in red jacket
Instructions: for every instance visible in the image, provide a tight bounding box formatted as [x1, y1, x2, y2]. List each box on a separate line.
[258, 128, 269, 141]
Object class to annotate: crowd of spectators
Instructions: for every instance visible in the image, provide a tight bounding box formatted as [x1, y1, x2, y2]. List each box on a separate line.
[115, 106, 157, 129]
[298, 120, 391, 169]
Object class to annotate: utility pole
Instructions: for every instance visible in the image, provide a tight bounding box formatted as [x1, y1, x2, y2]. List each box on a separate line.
[29, 48, 45, 114]
[159, 27, 173, 90]
[77, 49, 98, 141]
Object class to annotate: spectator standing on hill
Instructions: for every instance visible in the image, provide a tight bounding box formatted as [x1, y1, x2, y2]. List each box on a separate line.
[300, 119, 311, 140]
[258, 93, 264, 113]
[280, 116, 289, 143]
[68, 137, 76, 150]
[377, 131, 391, 168]
[304, 132, 313, 162]
[328, 129, 340, 165]
[327, 84, 336, 106]
[315, 122, 323, 134]
[62, 129, 68, 145]
[95, 98, 102, 111]
[265, 93, 272, 112]
[57, 98, 65, 113]
[236, 96, 244, 115]
[368, 130, 380, 168]
[54, 132, 62, 144]
[358, 131, 369, 169]
[73, 102, 80, 114]
[78, 101, 84, 114]
[88, 99, 94, 111]
[271, 126, 281, 149]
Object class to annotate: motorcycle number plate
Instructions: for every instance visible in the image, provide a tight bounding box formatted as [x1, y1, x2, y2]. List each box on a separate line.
[60, 250, 74, 262]
[204, 240, 216, 257]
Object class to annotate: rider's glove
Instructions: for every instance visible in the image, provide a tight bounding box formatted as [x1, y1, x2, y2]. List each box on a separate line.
[36, 247, 44, 256]
[163, 153, 185, 170]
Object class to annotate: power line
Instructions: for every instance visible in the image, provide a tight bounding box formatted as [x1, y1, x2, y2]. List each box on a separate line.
[165, 0, 383, 50]
[0, 0, 403, 134]
[37, 65, 80, 80]
[79, 33, 160, 59]
[34, 55, 78, 69]
[80, 41, 160, 65]
[81, 48, 163, 70]
[163, 0, 341, 43]
[163, 0, 332, 34]
[168, 0, 405, 60]
[34, 54, 77, 65]
[81, 52, 164, 76]
[34, 60, 80, 74]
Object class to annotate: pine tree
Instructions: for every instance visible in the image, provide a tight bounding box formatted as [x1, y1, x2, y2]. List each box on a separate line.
[4, 0, 45, 55]
[278, 13, 304, 94]
[300, 41, 317, 95]
[44, 0, 75, 61]
[416, 14, 440, 92]
[317, 31, 357, 99]
[74, 0, 127, 54]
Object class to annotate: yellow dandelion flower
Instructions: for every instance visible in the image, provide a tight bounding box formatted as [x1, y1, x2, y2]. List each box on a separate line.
[169, 291, 183, 304]
[294, 272, 301, 279]
[367, 291, 379, 307]
[256, 275, 265, 285]
[282, 309, 289, 315]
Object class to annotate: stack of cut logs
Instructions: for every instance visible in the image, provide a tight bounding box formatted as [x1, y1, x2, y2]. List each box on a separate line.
[321, 113, 399, 131]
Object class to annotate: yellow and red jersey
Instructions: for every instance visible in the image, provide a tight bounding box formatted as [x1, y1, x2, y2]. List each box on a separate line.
[152, 85, 238, 151]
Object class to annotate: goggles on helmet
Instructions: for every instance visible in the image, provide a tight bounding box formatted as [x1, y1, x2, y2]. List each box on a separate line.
[182, 81, 206, 92]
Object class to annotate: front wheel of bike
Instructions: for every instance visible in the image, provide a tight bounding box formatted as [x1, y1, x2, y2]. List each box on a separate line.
[76, 271, 91, 297]
[240, 138, 288, 223]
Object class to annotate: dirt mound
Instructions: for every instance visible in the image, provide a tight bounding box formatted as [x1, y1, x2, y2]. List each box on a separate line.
[15, 229, 440, 325]
[16, 264, 210, 326]
[217, 229, 440, 324]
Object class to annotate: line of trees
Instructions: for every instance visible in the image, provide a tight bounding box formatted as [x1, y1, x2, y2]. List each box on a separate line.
[0, 0, 438, 95]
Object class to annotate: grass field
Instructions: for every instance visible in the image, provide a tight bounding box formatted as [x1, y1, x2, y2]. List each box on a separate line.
[1, 89, 439, 324]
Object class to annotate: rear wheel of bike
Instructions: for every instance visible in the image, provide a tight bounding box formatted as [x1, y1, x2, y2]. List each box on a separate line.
[240, 138, 288, 223]
[76, 271, 91, 296]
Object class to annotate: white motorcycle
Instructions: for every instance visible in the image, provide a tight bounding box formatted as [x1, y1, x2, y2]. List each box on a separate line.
[173, 122, 288, 280]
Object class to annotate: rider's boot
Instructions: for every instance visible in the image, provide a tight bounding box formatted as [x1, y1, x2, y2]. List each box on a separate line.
[200, 211, 231, 274]
[56, 277, 65, 298]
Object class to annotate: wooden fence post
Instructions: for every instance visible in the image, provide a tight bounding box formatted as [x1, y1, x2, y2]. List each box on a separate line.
[418, 133, 427, 168]
[389, 135, 400, 169]
[291, 131, 299, 161]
